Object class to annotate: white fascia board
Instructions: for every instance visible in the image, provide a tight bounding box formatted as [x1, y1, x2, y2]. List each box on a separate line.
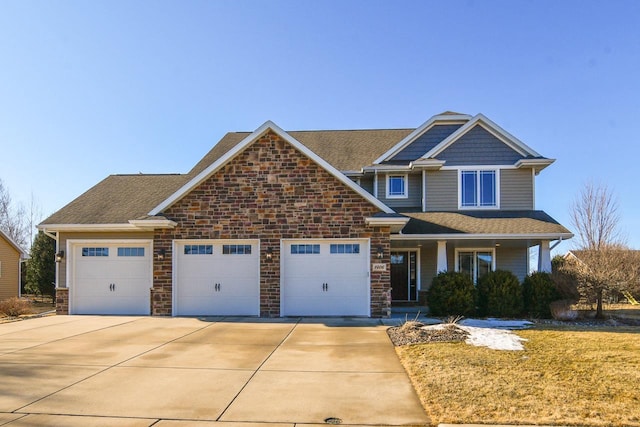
[128, 219, 177, 229]
[372, 114, 471, 164]
[391, 232, 574, 241]
[0, 229, 26, 255]
[422, 114, 543, 160]
[363, 165, 413, 172]
[411, 159, 446, 170]
[515, 158, 555, 171]
[149, 120, 394, 215]
[365, 216, 410, 233]
[37, 223, 141, 232]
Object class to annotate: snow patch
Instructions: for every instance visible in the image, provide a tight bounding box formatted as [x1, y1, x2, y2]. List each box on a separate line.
[459, 318, 533, 329]
[458, 325, 528, 351]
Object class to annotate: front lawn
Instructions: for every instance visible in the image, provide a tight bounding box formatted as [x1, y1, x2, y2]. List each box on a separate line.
[397, 326, 640, 426]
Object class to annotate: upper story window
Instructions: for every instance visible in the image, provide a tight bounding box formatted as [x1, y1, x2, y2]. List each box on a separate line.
[386, 174, 408, 199]
[460, 169, 498, 208]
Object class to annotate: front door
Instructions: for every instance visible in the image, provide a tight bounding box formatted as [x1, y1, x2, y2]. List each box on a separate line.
[391, 251, 417, 302]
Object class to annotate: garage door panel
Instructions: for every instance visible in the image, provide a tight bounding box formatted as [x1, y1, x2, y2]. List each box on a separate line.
[175, 240, 259, 316]
[71, 242, 151, 315]
[282, 239, 370, 316]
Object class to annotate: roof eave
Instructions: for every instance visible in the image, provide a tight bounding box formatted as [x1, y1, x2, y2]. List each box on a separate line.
[38, 223, 154, 232]
[392, 232, 574, 241]
[365, 217, 410, 233]
[516, 158, 555, 173]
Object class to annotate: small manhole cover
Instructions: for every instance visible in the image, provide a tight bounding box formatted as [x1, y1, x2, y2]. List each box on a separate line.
[324, 417, 343, 424]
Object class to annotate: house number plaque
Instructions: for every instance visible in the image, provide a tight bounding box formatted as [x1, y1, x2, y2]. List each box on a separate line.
[372, 263, 387, 272]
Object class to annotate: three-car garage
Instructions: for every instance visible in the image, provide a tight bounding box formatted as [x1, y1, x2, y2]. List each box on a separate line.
[66, 238, 371, 317]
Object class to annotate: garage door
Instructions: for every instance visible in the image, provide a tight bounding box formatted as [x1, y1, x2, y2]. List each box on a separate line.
[282, 239, 370, 316]
[71, 241, 152, 315]
[174, 240, 260, 316]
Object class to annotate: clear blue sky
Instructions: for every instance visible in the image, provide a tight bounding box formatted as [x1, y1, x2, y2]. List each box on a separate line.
[1, 0, 639, 253]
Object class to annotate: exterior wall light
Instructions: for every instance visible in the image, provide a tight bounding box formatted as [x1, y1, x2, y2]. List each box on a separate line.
[377, 246, 384, 259]
[157, 249, 166, 261]
[266, 247, 273, 261]
[55, 251, 65, 263]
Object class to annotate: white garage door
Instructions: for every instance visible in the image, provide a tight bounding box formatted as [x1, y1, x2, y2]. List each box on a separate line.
[174, 240, 260, 316]
[71, 241, 152, 315]
[282, 239, 370, 316]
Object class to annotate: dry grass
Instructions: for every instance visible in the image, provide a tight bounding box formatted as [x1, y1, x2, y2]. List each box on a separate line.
[397, 326, 640, 426]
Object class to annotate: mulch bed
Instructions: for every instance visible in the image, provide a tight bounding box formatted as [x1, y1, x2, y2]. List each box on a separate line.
[387, 322, 469, 346]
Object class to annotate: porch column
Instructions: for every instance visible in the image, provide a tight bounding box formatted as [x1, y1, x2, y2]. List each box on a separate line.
[437, 240, 448, 273]
[538, 240, 552, 273]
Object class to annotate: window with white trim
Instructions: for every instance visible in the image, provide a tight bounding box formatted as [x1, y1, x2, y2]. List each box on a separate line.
[456, 249, 494, 284]
[386, 174, 407, 198]
[460, 170, 497, 208]
[184, 245, 213, 255]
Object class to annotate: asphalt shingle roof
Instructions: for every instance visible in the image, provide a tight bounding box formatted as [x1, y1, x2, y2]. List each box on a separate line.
[400, 211, 572, 235]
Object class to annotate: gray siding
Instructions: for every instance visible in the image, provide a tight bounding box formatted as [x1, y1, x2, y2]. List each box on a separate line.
[496, 246, 529, 282]
[500, 169, 534, 209]
[420, 246, 438, 291]
[425, 170, 457, 211]
[377, 173, 422, 209]
[358, 176, 374, 195]
[391, 124, 462, 162]
[436, 125, 523, 166]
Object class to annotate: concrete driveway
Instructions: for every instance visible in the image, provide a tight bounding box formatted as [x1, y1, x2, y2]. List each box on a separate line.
[0, 316, 429, 426]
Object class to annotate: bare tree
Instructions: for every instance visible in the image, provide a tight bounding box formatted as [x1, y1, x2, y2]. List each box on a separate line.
[0, 179, 29, 249]
[562, 182, 636, 318]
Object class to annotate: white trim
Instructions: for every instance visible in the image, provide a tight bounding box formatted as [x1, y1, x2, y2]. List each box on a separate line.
[436, 241, 447, 273]
[391, 233, 574, 241]
[373, 114, 472, 164]
[66, 239, 153, 315]
[515, 158, 555, 171]
[421, 170, 426, 212]
[149, 120, 394, 215]
[457, 168, 501, 210]
[454, 247, 496, 283]
[385, 173, 409, 199]
[128, 219, 177, 229]
[365, 216, 410, 233]
[532, 168, 536, 209]
[422, 114, 542, 160]
[39, 224, 141, 232]
[373, 171, 379, 199]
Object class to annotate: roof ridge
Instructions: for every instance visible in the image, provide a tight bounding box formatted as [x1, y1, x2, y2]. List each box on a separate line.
[110, 173, 184, 177]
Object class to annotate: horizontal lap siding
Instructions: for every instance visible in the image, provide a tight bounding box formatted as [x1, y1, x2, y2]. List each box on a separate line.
[0, 241, 20, 300]
[425, 170, 457, 211]
[500, 169, 534, 209]
[496, 246, 529, 282]
[436, 125, 523, 166]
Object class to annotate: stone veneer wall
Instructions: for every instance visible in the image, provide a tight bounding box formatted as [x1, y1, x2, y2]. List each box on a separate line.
[153, 130, 391, 317]
[56, 288, 69, 315]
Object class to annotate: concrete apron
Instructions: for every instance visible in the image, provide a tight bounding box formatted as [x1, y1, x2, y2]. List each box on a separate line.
[0, 316, 430, 426]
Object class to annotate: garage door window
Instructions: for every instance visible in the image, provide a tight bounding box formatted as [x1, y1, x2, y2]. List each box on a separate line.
[117, 247, 145, 257]
[330, 243, 360, 254]
[291, 244, 320, 254]
[184, 245, 213, 255]
[222, 244, 252, 255]
[82, 247, 109, 257]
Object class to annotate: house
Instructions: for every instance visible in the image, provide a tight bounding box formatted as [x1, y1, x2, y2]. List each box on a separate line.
[0, 229, 26, 301]
[38, 112, 572, 317]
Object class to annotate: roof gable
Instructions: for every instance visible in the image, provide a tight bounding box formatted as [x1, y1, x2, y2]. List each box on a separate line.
[150, 121, 394, 215]
[373, 112, 472, 164]
[435, 125, 524, 165]
[422, 114, 542, 160]
[0, 229, 26, 256]
[387, 124, 463, 163]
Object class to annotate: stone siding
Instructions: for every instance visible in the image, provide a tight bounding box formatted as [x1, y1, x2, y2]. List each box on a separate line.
[153, 130, 390, 317]
[56, 288, 69, 315]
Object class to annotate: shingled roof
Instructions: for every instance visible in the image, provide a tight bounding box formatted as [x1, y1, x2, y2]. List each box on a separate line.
[41, 174, 189, 225]
[400, 211, 572, 236]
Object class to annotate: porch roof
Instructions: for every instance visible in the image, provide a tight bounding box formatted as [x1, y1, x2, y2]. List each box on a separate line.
[399, 210, 572, 238]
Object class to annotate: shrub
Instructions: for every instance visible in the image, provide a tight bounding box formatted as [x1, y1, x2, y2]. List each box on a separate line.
[476, 270, 523, 317]
[523, 272, 561, 318]
[0, 297, 33, 317]
[427, 272, 476, 317]
[550, 299, 579, 321]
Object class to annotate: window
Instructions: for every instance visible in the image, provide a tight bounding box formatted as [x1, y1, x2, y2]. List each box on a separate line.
[82, 247, 109, 257]
[184, 245, 213, 255]
[460, 170, 497, 208]
[456, 249, 494, 283]
[222, 244, 252, 255]
[386, 174, 407, 198]
[117, 247, 145, 257]
[330, 243, 360, 254]
[291, 244, 320, 254]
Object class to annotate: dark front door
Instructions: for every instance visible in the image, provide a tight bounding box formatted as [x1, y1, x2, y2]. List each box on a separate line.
[391, 252, 409, 301]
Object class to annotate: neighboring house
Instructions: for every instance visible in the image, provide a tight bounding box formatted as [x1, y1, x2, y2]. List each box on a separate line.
[0, 229, 27, 301]
[38, 112, 572, 317]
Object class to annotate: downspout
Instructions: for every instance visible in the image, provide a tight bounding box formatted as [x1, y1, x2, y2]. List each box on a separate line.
[550, 237, 563, 251]
[373, 170, 379, 199]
